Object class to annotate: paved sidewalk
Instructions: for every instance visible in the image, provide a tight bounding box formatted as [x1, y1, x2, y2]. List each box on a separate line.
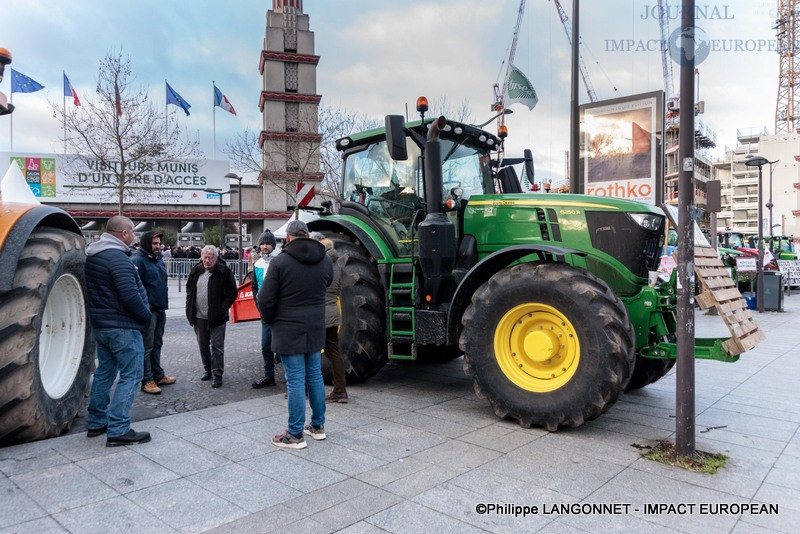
[2, 296, 799, 533]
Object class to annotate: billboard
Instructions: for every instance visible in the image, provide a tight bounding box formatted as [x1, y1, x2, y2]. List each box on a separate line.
[0, 152, 231, 206]
[580, 91, 664, 205]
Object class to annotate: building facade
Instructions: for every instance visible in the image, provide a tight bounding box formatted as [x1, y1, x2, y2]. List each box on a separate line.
[259, 0, 323, 212]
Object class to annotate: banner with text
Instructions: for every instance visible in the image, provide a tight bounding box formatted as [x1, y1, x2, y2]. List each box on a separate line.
[0, 152, 231, 206]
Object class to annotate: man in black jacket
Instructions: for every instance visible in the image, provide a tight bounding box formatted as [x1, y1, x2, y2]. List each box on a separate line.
[185, 245, 237, 388]
[259, 220, 332, 449]
[85, 216, 152, 446]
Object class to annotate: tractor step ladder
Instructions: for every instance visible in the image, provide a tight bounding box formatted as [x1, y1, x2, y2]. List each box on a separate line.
[387, 261, 417, 360]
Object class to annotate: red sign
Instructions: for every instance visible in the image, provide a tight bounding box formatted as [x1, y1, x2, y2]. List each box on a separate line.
[296, 182, 315, 207]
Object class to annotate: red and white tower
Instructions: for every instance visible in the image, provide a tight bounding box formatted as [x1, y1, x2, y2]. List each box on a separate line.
[775, 0, 800, 134]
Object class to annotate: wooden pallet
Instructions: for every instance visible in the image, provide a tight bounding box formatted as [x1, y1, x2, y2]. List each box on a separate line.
[693, 245, 765, 356]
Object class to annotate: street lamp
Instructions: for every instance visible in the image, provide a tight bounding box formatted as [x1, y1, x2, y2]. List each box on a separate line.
[203, 187, 233, 251]
[225, 172, 244, 284]
[764, 159, 779, 238]
[473, 108, 513, 128]
[744, 155, 768, 313]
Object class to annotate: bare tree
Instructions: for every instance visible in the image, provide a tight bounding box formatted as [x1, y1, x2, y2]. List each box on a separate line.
[52, 50, 200, 215]
[429, 96, 473, 123]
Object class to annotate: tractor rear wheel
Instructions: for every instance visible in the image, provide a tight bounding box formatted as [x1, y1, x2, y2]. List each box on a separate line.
[460, 262, 635, 431]
[0, 228, 95, 445]
[625, 357, 675, 391]
[321, 232, 387, 383]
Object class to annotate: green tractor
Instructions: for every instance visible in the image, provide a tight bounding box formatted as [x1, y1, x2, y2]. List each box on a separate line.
[308, 108, 736, 431]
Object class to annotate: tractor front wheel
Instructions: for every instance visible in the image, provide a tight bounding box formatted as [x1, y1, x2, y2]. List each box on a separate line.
[460, 262, 635, 431]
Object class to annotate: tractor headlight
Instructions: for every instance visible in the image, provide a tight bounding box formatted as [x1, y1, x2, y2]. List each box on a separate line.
[629, 213, 663, 232]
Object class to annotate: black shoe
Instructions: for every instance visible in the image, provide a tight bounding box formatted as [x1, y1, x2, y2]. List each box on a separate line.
[212, 380, 222, 388]
[252, 377, 277, 389]
[200, 372, 212, 381]
[87, 425, 108, 438]
[106, 429, 151, 447]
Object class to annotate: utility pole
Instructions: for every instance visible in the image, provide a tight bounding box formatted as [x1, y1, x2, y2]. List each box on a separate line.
[569, 0, 580, 193]
[676, 0, 696, 459]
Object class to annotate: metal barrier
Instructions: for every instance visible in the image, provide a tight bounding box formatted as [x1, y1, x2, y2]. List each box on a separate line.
[165, 258, 249, 281]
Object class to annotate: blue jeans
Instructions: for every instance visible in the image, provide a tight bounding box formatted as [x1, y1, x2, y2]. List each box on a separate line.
[142, 310, 166, 384]
[88, 328, 144, 438]
[281, 352, 325, 437]
[261, 322, 275, 380]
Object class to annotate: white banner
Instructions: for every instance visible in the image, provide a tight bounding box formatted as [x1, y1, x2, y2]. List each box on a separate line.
[0, 152, 231, 206]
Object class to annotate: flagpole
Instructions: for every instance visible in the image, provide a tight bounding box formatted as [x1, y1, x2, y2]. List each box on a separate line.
[212, 81, 216, 160]
[165, 79, 168, 142]
[9, 90, 12, 152]
[63, 71, 67, 154]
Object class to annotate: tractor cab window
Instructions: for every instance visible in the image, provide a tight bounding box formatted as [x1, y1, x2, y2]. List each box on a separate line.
[440, 140, 493, 200]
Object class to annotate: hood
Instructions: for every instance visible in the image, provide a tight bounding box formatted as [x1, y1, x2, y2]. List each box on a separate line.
[87, 232, 131, 257]
[139, 231, 162, 259]
[282, 237, 326, 265]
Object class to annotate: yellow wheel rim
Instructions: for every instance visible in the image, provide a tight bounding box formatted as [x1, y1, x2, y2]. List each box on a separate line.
[494, 303, 580, 393]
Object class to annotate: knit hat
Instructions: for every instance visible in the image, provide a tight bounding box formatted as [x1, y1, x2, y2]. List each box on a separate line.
[286, 220, 309, 237]
[258, 229, 276, 248]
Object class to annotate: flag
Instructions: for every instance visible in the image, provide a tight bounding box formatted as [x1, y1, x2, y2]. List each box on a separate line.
[213, 84, 236, 116]
[114, 81, 122, 116]
[166, 81, 191, 116]
[63, 73, 81, 106]
[505, 64, 538, 110]
[10, 68, 44, 93]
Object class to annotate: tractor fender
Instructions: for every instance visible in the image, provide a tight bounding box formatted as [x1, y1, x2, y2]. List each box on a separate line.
[0, 204, 82, 292]
[445, 244, 586, 345]
[308, 217, 386, 261]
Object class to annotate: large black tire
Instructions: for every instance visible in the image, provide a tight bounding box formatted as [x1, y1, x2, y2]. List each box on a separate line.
[625, 357, 676, 391]
[460, 262, 635, 431]
[0, 228, 95, 445]
[320, 232, 387, 383]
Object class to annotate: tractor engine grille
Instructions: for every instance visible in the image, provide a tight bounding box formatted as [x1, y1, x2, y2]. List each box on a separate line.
[585, 211, 665, 278]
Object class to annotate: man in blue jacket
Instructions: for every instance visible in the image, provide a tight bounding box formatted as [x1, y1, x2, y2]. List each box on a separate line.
[259, 220, 332, 449]
[85, 216, 153, 446]
[132, 231, 177, 395]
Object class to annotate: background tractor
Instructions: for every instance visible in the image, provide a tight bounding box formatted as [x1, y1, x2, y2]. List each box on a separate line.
[308, 100, 737, 431]
[0, 48, 95, 446]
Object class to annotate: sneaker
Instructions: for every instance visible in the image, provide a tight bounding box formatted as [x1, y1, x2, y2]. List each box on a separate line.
[86, 425, 107, 438]
[106, 429, 151, 447]
[157, 376, 177, 385]
[271, 431, 307, 449]
[252, 377, 277, 389]
[326, 392, 348, 404]
[141, 381, 162, 395]
[303, 424, 326, 441]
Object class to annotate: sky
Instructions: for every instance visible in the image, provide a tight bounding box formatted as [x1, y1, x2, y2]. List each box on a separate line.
[0, 0, 780, 187]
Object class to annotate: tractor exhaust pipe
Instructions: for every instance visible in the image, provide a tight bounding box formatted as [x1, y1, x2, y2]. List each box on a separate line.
[423, 116, 447, 215]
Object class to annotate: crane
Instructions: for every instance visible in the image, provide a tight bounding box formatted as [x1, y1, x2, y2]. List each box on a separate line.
[551, 0, 597, 102]
[492, 0, 526, 113]
[657, 0, 675, 102]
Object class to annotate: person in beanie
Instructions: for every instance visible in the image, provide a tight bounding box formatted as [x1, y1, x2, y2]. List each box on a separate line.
[132, 231, 176, 395]
[251, 229, 278, 388]
[259, 220, 332, 449]
[310, 233, 348, 403]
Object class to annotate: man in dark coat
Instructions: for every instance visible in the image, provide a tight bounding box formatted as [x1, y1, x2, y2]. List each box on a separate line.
[185, 245, 237, 387]
[259, 220, 332, 449]
[85, 215, 152, 446]
[132, 231, 176, 395]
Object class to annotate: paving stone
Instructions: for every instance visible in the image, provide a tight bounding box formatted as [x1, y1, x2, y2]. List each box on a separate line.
[150, 412, 221, 436]
[389, 411, 475, 439]
[0, 445, 71, 477]
[414, 400, 500, 429]
[240, 451, 348, 493]
[383, 465, 459, 499]
[48, 432, 122, 462]
[52, 495, 176, 534]
[457, 423, 544, 453]
[133, 437, 230, 476]
[10, 463, 117, 514]
[537, 426, 661, 467]
[192, 406, 265, 426]
[322, 406, 386, 428]
[287, 440, 386, 476]
[534, 519, 591, 534]
[203, 503, 304, 534]
[188, 462, 301, 512]
[753, 482, 800, 512]
[228, 418, 282, 443]
[410, 439, 502, 473]
[355, 419, 448, 451]
[448, 467, 578, 508]
[77, 448, 180, 494]
[284, 478, 372, 516]
[367, 500, 483, 533]
[355, 457, 432, 487]
[696, 407, 799, 443]
[0, 475, 48, 528]
[326, 428, 419, 462]
[309, 487, 402, 531]
[184, 427, 274, 462]
[764, 451, 800, 491]
[737, 500, 800, 533]
[556, 504, 684, 534]
[2, 515, 67, 533]
[336, 520, 389, 534]
[126, 478, 247, 532]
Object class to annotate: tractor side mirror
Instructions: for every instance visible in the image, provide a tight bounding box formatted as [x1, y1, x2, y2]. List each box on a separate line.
[385, 115, 408, 161]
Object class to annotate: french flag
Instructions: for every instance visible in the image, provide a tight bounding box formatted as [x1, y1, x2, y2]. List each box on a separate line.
[213, 84, 236, 116]
[63, 73, 80, 106]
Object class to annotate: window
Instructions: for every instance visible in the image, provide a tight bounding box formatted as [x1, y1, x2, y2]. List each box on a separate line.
[285, 63, 298, 92]
[286, 141, 299, 172]
[285, 103, 299, 132]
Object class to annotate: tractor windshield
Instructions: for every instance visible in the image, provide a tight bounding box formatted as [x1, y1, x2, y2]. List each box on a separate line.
[342, 135, 492, 255]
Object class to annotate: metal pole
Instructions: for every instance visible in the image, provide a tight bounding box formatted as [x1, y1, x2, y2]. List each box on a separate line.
[218, 195, 224, 250]
[675, 0, 696, 459]
[237, 177, 243, 284]
[757, 165, 764, 313]
[569, 0, 580, 193]
[768, 163, 774, 237]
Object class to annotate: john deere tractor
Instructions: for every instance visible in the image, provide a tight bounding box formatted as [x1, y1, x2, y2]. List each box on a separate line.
[308, 102, 736, 431]
[0, 48, 95, 446]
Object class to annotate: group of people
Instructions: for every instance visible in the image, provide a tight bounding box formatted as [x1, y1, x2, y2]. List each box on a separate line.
[84, 215, 348, 450]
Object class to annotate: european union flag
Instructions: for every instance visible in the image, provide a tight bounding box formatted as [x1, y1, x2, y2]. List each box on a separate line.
[11, 69, 44, 93]
[166, 81, 191, 116]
